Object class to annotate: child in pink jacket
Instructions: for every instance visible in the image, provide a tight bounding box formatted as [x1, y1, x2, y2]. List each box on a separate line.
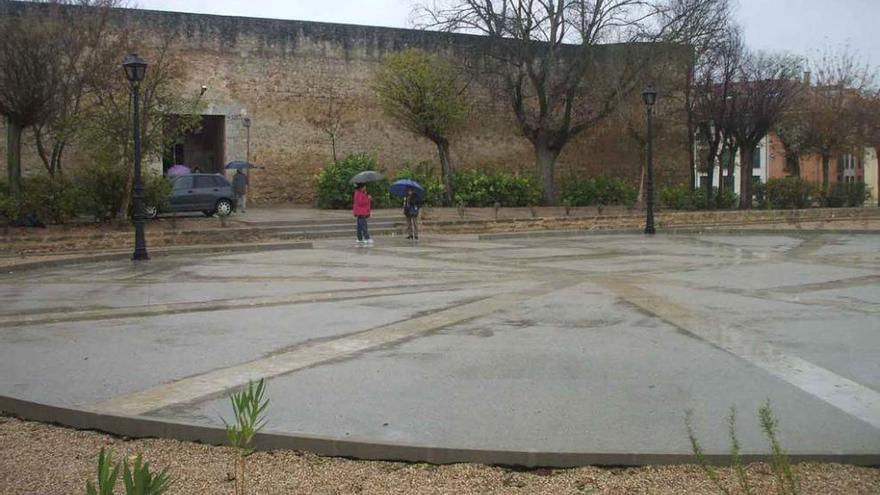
[353, 183, 373, 245]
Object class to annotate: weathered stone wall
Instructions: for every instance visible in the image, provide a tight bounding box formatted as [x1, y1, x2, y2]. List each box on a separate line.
[0, 2, 691, 204]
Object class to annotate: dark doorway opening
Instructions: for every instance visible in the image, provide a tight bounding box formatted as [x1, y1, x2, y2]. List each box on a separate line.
[163, 115, 225, 175]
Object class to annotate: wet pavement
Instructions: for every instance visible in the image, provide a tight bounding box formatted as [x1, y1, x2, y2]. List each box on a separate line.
[1, 232, 878, 456]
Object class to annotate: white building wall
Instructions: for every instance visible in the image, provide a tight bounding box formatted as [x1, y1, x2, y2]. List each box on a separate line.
[694, 135, 769, 197]
[864, 147, 878, 206]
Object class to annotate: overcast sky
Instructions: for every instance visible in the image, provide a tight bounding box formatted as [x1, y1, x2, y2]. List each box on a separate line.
[136, 0, 880, 70]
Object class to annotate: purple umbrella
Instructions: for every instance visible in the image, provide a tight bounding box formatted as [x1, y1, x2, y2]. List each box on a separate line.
[167, 164, 191, 177]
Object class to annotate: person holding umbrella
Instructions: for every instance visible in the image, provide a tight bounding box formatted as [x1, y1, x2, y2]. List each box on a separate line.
[390, 179, 425, 241]
[232, 169, 249, 213]
[353, 183, 373, 246]
[403, 187, 421, 240]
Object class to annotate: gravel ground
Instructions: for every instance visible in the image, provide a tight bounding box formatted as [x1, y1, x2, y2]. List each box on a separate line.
[1, 418, 878, 494]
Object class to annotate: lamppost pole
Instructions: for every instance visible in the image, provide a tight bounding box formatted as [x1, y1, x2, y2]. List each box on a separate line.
[643, 83, 658, 235]
[124, 54, 149, 260]
[243, 117, 251, 164]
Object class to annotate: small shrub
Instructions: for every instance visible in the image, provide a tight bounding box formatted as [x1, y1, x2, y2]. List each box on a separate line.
[19, 173, 80, 224]
[86, 448, 119, 495]
[560, 176, 637, 207]
[224, 379, 269, 495]
[75, 162, 128, 221]
[315, 153, 393, 209]
[86, 448, 171, 495]
[762, 177, 817, 210]
[825, 182, 869, 208]
[143, 172, 172, 214]
[662, 186, 738, 210]
[0, 179, 19, 223]
[661, 184, 701, 210]
[451, 169, 542, 207]
[122, 454, 173, 495]
[686, 400, 799, 495]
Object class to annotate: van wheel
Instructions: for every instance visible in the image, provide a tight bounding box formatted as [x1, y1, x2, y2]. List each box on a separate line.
[215, 199, 233, 217]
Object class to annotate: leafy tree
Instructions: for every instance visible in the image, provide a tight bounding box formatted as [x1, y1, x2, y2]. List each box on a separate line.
[416, 0, 729, 204]
[372, 48, 469, 204]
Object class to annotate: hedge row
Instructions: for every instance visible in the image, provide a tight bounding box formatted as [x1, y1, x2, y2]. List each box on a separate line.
[0, 163, 170, 224]
[314, 154, 639, 209]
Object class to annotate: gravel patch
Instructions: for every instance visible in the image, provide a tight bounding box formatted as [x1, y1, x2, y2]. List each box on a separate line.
[1, 417, 878, 494]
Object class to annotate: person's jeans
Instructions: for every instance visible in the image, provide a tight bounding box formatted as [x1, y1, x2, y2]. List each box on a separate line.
[356, 216, 370, 241]
[236, 193, 247, 213]
[406, 215, 418, 238]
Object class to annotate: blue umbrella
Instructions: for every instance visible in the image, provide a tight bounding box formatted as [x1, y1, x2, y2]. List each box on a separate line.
[225, 160, 256, 170]
[390, 179, 425, 200]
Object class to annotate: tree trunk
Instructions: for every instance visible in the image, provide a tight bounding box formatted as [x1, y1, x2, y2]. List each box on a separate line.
[6, 118, 23, 200]
[536, 144, 561, 205]
[785, 151, 800, 177]
[436, 138, 453, 205]
[739, 146, 754, 209]
[821, 153, 830, 196]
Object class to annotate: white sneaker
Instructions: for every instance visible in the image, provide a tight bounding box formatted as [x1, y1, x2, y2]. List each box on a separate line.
[365, 239, 374, 246]
[355, 239, 364, 246]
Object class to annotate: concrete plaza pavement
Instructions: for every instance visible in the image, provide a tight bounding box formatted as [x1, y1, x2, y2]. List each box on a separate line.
[0, 231, 878, 461]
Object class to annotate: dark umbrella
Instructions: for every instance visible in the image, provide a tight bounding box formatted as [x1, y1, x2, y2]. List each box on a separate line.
[350, 170, 383, 184]
[225, 160, 256, 170]
[390, 179, 425, 200]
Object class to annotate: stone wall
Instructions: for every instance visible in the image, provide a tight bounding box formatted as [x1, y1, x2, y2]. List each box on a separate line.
[0, 2, 691, 204]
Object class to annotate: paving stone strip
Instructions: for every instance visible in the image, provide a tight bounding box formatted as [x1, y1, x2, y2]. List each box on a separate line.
[599, 278, 880, 430]
[0, 282, 498, 328]
[90, 280, 574, 416]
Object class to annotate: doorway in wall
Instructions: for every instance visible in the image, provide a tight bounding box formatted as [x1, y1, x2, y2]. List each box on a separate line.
[163, 115, 225, 174]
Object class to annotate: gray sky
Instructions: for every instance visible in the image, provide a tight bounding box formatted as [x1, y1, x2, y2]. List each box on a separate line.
[137, 0, 880, 70]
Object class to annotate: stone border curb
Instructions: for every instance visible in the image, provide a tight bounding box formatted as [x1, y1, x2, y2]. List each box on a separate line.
[0, 241, 313, 273]
[2, 396, 877, 467]
[479, 228, 880, 240]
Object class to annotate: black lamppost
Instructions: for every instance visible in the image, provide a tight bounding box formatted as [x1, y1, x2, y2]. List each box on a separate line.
[243, 117, 251, 164]
[123, 53, 149, 260]
[642, 83, 658, 235]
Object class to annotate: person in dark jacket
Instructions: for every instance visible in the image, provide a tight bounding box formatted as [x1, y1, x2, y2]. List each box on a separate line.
[403, 187, 420, 240]
[232, 169, 249, 213]
[352, 183, 372, 245]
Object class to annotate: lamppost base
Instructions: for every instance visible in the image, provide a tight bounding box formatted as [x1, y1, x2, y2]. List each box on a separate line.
[644, 226, 656, 235]
[132, 251, 150, 261]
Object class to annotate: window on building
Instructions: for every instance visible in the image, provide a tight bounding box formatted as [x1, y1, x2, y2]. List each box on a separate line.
[699, 177, 710, 189]
[752, 146, 761, 169]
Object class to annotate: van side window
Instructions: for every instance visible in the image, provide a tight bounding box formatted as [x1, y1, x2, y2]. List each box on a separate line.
[173, 176, 192, 190]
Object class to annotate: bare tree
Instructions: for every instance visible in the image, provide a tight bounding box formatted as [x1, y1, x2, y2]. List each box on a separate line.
[306, 87, 353, 163]
[415, 0, 729, 204]
[29, 0, 125, 177]
[800, 48, 876, 197]
[0, 3, 67, 198]
[725, 51, 801, 208]
[691, 24, 741, 208]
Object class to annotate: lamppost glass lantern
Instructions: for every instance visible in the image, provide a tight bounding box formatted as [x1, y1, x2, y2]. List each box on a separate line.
[642, 83, 657, 107]
[123, 54, 147, 84]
